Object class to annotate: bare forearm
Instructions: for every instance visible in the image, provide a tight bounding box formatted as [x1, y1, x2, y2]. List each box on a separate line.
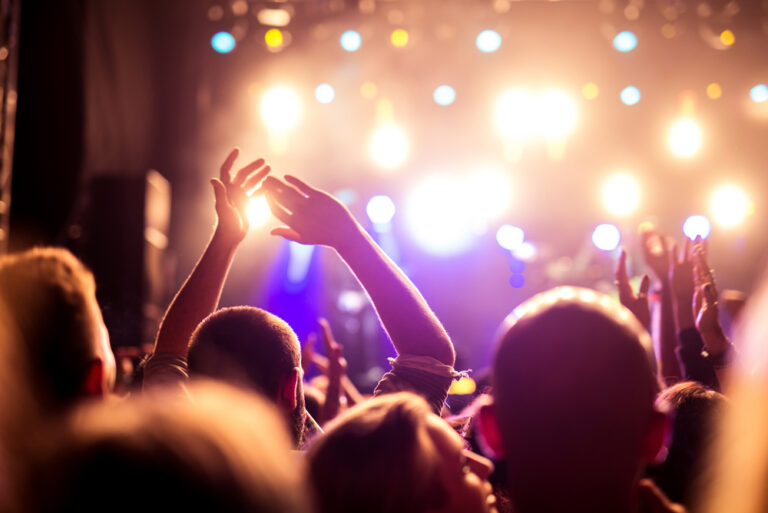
[335, 225, 455, 366]
[152, 229, 239, 357]
[658, 286, 683, 382]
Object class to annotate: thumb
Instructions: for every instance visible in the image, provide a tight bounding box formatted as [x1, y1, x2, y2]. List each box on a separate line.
[210, 178, 227, 207]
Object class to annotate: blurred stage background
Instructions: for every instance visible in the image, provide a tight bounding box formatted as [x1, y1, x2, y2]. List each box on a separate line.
[4, 0, 767, 387]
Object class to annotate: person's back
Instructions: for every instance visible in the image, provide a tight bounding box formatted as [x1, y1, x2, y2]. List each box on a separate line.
[486, 287, 667, 513]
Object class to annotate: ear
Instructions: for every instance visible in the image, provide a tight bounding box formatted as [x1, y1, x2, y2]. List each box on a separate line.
[477, 401, 506, 459]
[641, 409, 670, 465]
[82, 358, 106, 398]
[278, 367, 301, 411]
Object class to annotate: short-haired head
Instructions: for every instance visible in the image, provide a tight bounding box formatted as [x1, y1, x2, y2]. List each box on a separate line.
[491, 287, 663, 510]
[0, 247, 115, 412]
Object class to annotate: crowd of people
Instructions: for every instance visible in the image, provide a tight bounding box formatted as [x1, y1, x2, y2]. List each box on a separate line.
[0, 148, 764, 513]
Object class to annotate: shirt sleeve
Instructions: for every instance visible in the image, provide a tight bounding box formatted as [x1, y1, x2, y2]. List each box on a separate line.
[374, 354, 464, 415]
[142, 352, 192, 399]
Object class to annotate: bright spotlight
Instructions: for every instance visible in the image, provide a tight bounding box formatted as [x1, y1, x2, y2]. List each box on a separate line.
[592, 224, 621, 251]
[683, 215, 712, 240]
[603, 174, 640, 216]
[613, 31, 638, 52]
[315, 83, 335, 104]
[620, 86, 641, 106]
[340, 30, 362, 52]
[211, 32, 236, 53]
[513, 241, 537, 261]
[260, 86, 301, 133]
[247, 196, 271, 227]
[404, 176, 477, 256]
[495, 90, 536, 140]
[433, 85, 456, 106]
[539, 90, 577, 138]
[264, 28, 284, 49]
[668, 119, 702, 158]
[391, 29, 409, 47]
[711, 185, 751, 228]
[496, 225, 525, 250]
[476, 30, 502, 53]
[370, 124, 408, 169]
[366, 195, 396, 224]
[750, 84, 768, 103]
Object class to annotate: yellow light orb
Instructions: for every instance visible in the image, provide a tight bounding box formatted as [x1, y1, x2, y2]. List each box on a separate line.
[720, 29, 735, 46]
[602, 174, 640, 217]
[391, 29, 409, 48]
[668, 119, 702, 158]
[706, 82, 722, 100]
[247, 196, 271, 227]
[370, 124, 408, 169]
[582, 82, 599, 100]
[661, 23, 676, 38]
[360, 81, 377, 99]
[265, 28, 283, 48]
[711, 185, 751, 228]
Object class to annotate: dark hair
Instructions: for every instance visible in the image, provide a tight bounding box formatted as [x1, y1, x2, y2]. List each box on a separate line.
[187, 306, 300, 399]
[308, 392, 445, 513]
[647, 381, 726, 506]
[0, 248, 101, 412]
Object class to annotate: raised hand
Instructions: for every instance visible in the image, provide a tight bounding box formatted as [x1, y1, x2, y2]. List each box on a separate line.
[669, 239, 696, 331]
[616, 249, 652, 329]
[694, 283, 721, 338]
[262, 175, 358, 249]
[641, 229, 671, 284]
[211, 148, 271, 244]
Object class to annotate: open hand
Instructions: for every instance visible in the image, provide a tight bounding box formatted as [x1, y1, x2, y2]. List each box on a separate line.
[616, 249, 652, 329]
[641, 229, 671, 284]
[669, 239, 694, 303]
[211, 148, 271, 243]
[262, 175, 359, 249]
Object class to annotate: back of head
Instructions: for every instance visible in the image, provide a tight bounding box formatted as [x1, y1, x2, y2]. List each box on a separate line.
[0, 247, 107, 412]
[308, 392, 443, 513]
[21, 381, 310, 513]
[492, 287, 660, 511]
[188, 306, 300, 399]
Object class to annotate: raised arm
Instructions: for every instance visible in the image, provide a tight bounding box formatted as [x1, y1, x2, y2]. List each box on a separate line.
[151, 149, 270, 357]
[262, 175, 455, 366]
[641, 230, 683, 384]
[615, 248, 651, 331]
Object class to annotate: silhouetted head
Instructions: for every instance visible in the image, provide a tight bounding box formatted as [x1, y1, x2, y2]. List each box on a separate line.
[0, 248, 115, 413]
[187, 306, 305, 444]
[308, 392, 497, 513]
[482, 287, 665, 513]
[20, 381, 310, 513]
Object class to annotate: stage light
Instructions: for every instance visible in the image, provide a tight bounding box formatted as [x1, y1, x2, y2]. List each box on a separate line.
[706, 83, 722, 100]
[265, 29, 283, 48]
[247, 196, 271, 227]
[315, 83, 335, 104]
[613, 31, 638, 52]
[476, 30, 502, 53]
[513, 241, 537, 261]
[495, 90, 536, 140]
[391, 29, 409, 47]
[620, 86, 641, 105]
[370, 124, 408, 169]
[661, 23, 676, 39]
[592, 224, 621, 251]
[361, 82, 377, 99]
[495, 90, 577, 140]
[340, 30, 362, 52]
[750, 84, 768, 103]
[433, 85, 456, 106]
[668, 119, 702, 158]
[404, 176, 476, 256]
[720, 29, 735, 46]
[286, 241, 315, 285]
[466, 168, 512, 221]
[539, 90, 577, 138]
[260, 86, 301, 133]
[366, 195, 396, 225]
[211, 32, 236, 53]
[582, 82, 599, 100]
[683, 215, 711, 240]
[257, 8, 291, 27]
[496, 225, 525, 251]
[602, 174, 640, 216]
[711, 185, 751, 228]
